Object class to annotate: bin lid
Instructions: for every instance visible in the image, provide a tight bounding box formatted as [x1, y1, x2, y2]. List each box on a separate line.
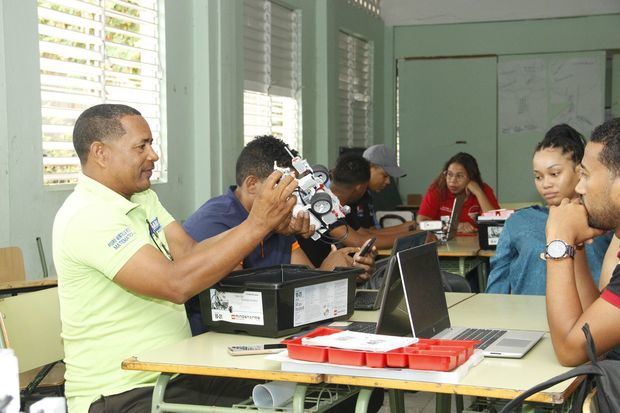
[218, 265, 362, 289]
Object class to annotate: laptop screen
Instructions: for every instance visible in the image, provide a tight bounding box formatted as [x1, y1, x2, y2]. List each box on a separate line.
[446, 193, 466, 240]
[396, 243, 451, 338]
[374, 256, 412, 337]
[391, 231, 428, 255]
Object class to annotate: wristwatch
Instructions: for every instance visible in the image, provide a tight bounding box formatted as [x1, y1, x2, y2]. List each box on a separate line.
[540, 240, 576, 261]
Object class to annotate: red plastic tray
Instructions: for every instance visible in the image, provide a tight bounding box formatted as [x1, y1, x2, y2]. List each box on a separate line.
[406, 349, 458, 371]
[281, 327, 478, 371]
[282, 327, 340, 362]
[328, 348, 366, 366]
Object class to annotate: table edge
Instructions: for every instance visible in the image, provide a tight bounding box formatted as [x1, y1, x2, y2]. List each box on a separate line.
[121, 357, 323, 384]
[324, 374, 582, 404]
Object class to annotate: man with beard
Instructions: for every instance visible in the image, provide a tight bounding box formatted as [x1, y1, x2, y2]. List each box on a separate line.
[544, 118, 620, 366]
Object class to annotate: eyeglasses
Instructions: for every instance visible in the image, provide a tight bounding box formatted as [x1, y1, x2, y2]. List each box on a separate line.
[146, 219, 173, 261]
[443, 171, 467, 182]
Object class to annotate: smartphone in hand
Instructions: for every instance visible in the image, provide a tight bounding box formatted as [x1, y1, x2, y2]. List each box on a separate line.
[358, 237, 377, 257]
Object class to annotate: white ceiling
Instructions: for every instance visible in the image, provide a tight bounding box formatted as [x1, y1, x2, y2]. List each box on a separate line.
[380, 0, 620, 26]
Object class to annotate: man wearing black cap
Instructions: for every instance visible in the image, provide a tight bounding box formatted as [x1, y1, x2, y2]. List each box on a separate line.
[348, 144, 417, 233]
[299, 152, 421, 267]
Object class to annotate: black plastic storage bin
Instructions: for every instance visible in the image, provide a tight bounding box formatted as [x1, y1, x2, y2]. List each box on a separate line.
[199, 265, 361, 337]
[477, 219, 506, 250]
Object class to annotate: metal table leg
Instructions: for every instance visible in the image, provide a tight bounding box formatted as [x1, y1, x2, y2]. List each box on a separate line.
[478, 259, 488, 292]
[388, 389, 405, 413]
[436, 393, 451, 413]
[151, 373, 171, 413]
[354, 388, 373, 413]
[292, 384, 308, 413]
[455, 394, 464, 412]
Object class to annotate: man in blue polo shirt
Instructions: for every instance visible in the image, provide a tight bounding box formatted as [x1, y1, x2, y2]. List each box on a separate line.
[183, 136, 376, 335]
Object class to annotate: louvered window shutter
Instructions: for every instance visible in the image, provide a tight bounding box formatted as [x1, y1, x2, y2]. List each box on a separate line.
[243, 0, 301, 152]
[38, 0, 164, 185]
[338, 31, 372, 148]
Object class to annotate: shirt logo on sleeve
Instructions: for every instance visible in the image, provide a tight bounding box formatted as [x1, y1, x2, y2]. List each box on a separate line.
[107, 227, 135, 250]
[148, 217, 162, 234]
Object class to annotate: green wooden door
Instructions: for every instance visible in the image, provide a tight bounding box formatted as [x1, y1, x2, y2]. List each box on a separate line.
[397, 57, 498, 200]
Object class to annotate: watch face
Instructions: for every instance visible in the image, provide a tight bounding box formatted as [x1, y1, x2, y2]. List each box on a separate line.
[547, 240, 567, 258]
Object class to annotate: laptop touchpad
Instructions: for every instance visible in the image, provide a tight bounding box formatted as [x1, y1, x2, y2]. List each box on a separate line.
[496, 338, 530, 348]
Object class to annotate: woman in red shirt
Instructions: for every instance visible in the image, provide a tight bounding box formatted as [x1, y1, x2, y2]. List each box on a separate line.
[417, 152, 499, 233]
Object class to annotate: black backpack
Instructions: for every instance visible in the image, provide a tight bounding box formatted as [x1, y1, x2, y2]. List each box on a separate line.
[499, 323, 620, 413]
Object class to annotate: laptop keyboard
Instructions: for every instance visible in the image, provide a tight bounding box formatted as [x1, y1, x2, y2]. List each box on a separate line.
[453, 328, 507, 350]
[344, 322, 377, 334]
[354, 291, 378, 308]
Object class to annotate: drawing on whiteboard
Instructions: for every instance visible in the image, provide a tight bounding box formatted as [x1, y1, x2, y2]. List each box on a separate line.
[498, 58, 546, 135]
[550, 57, 603, 136]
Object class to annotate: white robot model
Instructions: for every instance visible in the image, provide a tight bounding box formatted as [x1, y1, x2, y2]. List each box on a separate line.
[275, 148, 350, 241]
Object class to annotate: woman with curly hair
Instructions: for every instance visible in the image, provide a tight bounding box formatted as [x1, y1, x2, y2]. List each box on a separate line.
[417, 152, 499, 233]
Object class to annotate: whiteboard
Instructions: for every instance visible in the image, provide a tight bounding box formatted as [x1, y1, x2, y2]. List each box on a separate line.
[498, 51, 605, 138]
[497, 51, 605, 202]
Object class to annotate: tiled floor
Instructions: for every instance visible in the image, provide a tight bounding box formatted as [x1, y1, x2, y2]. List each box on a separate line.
[377, 391, 474, 413]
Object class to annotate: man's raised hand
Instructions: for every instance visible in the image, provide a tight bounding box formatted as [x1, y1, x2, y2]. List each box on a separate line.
[248, 170, 297, 233]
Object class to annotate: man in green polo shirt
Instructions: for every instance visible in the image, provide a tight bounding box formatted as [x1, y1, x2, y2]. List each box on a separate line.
[53, 104, 297, 413]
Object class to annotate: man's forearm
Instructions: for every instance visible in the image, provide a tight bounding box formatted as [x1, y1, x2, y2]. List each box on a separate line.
[169, 220, 271, 300]
[546, 258, 589, 361]
[365, 222, 414, 237]
[573, 249, 600, 310]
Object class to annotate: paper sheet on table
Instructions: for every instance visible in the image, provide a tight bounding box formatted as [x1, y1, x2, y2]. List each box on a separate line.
[301, 331, 417, 352]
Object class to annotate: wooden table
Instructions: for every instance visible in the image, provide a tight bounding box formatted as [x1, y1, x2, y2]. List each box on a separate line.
[324, 335, 575, 407]
[437, 237, 485, 291]
[0, 278, 57, 295]
[121, 294, 574, 413]
[378, 236, 481, 257]
[123, 331, 324, 413]
[122, 293, 476, 412]
[478, 249, 496, 258]
[448, 293, 548, 332]
[325, 295, 574, 413]
[378, 236, 487, 291]
[437, 236, 480, 257]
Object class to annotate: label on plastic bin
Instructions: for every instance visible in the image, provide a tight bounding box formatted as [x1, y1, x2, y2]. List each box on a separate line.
[210, 289, 264, 325]
[487, 226, 504, 246]
[293, 278, 348, 327]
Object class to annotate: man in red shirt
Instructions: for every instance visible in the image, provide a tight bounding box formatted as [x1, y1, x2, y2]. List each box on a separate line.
[544, 118, 620, 366]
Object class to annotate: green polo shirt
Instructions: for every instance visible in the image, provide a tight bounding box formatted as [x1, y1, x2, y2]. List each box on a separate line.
[53, 174, 190, 413]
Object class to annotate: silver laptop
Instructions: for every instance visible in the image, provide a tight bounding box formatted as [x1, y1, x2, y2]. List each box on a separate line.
[446, 193, 466, 240]
[331, 253, 413, 336]
[354, 231, 428, 310]
[396, 243, 543, 358]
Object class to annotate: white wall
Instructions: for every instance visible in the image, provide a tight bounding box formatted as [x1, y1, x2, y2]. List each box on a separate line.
[0, 0, 9, 248]
[381, 0, 620, 26]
